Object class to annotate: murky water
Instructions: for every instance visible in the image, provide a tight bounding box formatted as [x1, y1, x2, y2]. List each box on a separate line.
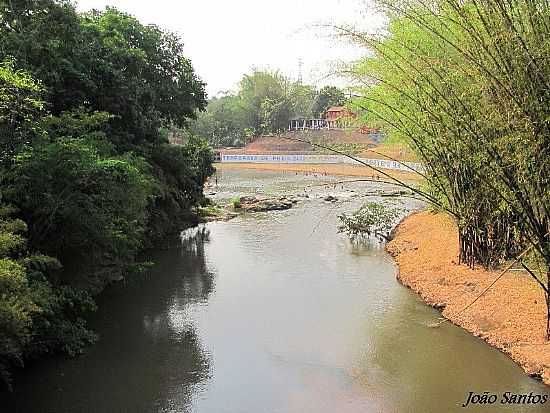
[2, 169, 548, 413]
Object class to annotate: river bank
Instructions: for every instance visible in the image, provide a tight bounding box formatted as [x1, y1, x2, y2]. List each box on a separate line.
[387, 211, 550, 385]
[4, 169, 548, 412]
[215, 162, 421, 181]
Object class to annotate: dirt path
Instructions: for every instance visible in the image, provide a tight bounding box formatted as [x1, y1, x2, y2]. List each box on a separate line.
[386, 211, 550, 385]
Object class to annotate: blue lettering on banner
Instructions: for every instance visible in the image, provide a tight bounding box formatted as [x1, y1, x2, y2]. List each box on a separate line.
[218, 153, 424, 171]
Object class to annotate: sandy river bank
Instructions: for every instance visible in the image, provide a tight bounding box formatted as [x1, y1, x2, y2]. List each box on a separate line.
[214, 162, 421, 181]
[386, 211, 550, 385]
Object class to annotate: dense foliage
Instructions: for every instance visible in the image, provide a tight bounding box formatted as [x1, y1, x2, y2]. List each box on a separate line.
[0, 202, 97, 391]
[190, 70, 347, 147]
[338, 202, 401, 242]
[311, 86, 346, 118]
[0, 0, 213, 389]
[348, 1, 549, 336]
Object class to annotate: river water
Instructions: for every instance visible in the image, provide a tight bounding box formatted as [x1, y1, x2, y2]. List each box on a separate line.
[2, 169, 548, 413]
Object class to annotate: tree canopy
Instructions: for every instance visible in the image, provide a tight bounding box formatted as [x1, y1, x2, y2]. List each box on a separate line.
[0, 0, 213, 389]
[0, 2, 207, 151]
[312, 86, 346, 118]
[347, 0, 549, 337]
[190, 69, 348, 147]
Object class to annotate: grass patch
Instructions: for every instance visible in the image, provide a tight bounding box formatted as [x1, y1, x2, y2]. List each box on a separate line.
[198, 204, 224, 217]
[230, 197, 242, 209]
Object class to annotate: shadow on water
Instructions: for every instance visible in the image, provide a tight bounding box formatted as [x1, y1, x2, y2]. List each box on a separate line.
[1, 227, 216, 413]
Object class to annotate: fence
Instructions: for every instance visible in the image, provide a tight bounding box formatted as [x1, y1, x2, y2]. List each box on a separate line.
[219, 153, 424, 173]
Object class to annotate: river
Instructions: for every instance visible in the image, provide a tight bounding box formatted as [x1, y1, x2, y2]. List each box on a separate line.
[2, 169, 548, 412]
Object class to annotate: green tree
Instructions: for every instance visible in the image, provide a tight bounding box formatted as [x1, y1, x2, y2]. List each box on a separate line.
[79, 8, 207, 150]
[312, 86, 346, 118]
[0, 204, 96, 391]
[238, 69, 293, 134]
[191, 70, 325, 146]
[10, 133, 153, 285]
[0, 60, 45, 170]
[0, 1, 214, 388]
[147, 136, 214, 242]
[346, 0, 550, 337]
[0, 2, 207, 151]
[190, 94, 252, 147]
[338, 202, 401, 241]
[0, 206, 38, 390]
[289, 83, 316, 118]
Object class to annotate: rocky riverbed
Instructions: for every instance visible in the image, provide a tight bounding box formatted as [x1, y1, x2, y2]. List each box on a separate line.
[235, 195, 299, 212]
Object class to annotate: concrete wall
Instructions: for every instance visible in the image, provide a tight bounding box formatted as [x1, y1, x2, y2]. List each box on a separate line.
[220, 153, 424, 173]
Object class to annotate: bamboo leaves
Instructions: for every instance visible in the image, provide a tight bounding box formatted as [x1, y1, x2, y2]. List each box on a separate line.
[347, 0, 550, 335]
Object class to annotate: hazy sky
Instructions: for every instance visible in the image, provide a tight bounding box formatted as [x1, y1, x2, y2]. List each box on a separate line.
[76, 0, 384, 97]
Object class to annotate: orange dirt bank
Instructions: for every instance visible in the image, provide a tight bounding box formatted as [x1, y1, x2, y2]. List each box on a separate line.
[386, 211, 550, 385]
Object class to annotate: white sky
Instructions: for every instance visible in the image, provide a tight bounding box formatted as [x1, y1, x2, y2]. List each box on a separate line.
[76, 0, 384, 97]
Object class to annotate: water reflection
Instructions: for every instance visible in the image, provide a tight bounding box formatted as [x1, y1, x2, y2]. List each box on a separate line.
[1, 224, 216, 413]
[2, 169, 548, 413]
[177, 224, 215, 302]
[358, 285, 550, 413]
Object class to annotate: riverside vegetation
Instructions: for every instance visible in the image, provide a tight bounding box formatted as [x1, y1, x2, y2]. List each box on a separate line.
[342, 0, 550, 339]
[0, 1, 213, 389]
[189, 73, 348, 148]
[1, 0, 549, 395]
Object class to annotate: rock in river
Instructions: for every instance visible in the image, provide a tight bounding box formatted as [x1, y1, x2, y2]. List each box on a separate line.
[236, 196, 295, 212]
